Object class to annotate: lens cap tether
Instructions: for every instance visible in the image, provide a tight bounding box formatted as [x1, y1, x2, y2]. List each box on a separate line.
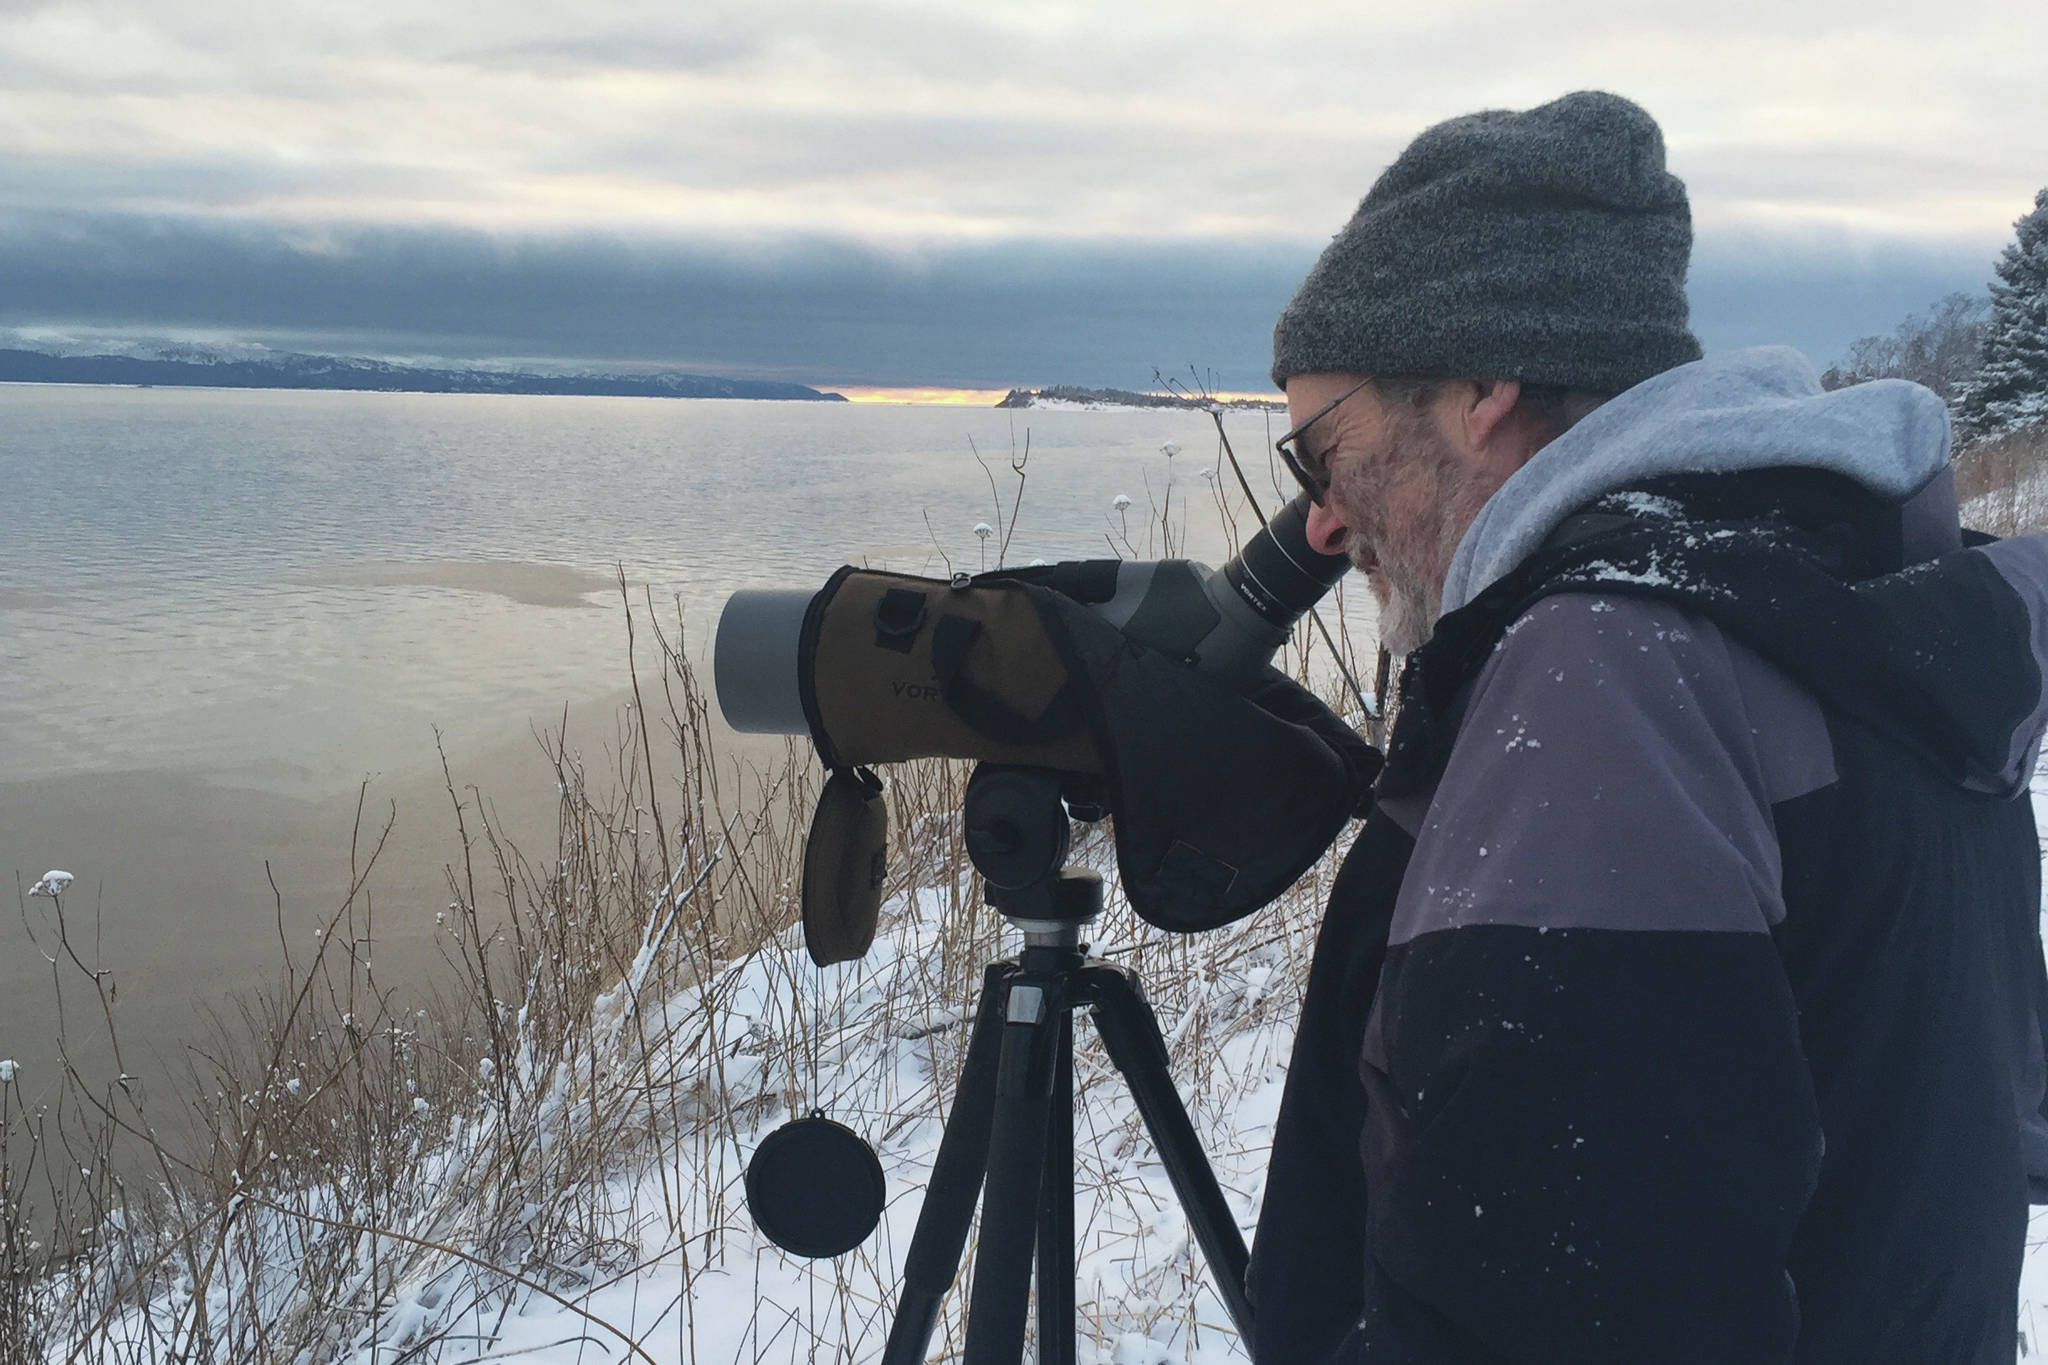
[744, 1111, 886, 1259]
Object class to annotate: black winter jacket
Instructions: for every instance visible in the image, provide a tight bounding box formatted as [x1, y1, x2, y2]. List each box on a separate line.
[1248, 467, 2048, 1363]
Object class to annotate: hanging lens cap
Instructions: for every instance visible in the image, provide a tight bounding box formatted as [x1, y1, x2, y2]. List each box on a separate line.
[745, 1112, 885, 1258]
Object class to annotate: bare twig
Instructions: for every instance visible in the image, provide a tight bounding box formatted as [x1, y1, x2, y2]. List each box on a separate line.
[920, 509, 954, 576]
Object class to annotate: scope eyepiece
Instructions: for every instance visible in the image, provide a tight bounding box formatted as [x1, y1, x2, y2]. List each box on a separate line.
[1220, 493, 1351, 631]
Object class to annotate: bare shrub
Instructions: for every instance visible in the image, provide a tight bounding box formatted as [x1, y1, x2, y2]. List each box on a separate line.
[1822, 291, 1991, 406]
[0, 585, 838, 1360]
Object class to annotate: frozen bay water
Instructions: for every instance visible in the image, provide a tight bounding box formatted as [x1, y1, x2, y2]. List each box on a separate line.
[0, 383, 1292, 795]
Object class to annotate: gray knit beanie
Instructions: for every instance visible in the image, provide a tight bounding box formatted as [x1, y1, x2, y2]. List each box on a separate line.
[1271, 91, 1701, 394]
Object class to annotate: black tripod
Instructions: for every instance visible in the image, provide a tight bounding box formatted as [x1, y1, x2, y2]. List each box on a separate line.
[879, 766, 1256, 1365]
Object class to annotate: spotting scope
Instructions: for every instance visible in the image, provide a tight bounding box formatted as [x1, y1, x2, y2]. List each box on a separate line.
[713, 492, 1350, 766]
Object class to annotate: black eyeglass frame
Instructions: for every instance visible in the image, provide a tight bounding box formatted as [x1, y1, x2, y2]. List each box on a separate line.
[1274, 375, 1374, 506]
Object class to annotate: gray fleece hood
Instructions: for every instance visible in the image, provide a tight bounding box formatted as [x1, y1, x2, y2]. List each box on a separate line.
[1442, 346, 1955, 615]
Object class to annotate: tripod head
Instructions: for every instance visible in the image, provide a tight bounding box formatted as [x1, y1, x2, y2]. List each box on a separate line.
[963, 765, 1105, 946]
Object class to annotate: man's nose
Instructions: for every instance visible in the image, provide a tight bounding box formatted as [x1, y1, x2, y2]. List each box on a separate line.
[1304, 499, 1350, 556]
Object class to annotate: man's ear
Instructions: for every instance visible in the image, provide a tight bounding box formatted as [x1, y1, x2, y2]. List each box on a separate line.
[1461, 377, 1523, 450]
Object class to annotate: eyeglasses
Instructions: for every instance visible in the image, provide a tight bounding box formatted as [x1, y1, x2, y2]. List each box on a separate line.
[1274, 376, 1374, 506]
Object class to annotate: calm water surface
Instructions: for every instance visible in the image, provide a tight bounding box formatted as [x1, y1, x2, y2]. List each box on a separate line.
[2, 384, 1295, 795]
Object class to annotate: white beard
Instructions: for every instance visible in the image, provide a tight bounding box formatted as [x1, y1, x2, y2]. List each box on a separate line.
[1370, 567, 1439, 658]
[1359, 443, 1481, 657]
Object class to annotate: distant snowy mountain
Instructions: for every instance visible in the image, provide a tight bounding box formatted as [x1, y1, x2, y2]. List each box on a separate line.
[0, 345, 846, 402]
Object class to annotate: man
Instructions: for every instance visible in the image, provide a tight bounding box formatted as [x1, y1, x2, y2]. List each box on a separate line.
[1248, 91, 2048, 1362]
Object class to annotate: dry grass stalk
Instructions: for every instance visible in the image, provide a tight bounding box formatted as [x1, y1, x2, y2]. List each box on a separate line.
[1956, 427, 2048, 536]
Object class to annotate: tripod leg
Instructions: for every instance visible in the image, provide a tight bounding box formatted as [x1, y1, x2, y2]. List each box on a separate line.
[1084, 965, 1256, 1342]
[1036, 1011, 1076, 1365]
[963, 958, 1068, 1365]
[882, 965, 1010, 1365]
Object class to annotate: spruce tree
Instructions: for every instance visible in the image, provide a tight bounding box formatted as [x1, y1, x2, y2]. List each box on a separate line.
[1956, 188, 2048, 442]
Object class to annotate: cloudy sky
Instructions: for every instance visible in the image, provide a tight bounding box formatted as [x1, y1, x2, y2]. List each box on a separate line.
[3, 0, 2042, 392]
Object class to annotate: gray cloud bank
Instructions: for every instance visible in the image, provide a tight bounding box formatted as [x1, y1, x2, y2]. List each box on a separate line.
[5, 0, 2039, 390]
[0, 213, 2002, 392]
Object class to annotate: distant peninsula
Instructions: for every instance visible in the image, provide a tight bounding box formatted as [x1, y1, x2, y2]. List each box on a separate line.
[996, 384, 1281, 411]
[0, 347, 846, 402]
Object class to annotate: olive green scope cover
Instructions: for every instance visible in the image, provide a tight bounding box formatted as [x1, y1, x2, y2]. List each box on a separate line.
[794, 564, 1380, 936]
[799, 567, 1104, 775]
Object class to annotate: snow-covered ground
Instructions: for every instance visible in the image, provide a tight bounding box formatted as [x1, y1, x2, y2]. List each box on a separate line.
[406, 885, 1297, 1365]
